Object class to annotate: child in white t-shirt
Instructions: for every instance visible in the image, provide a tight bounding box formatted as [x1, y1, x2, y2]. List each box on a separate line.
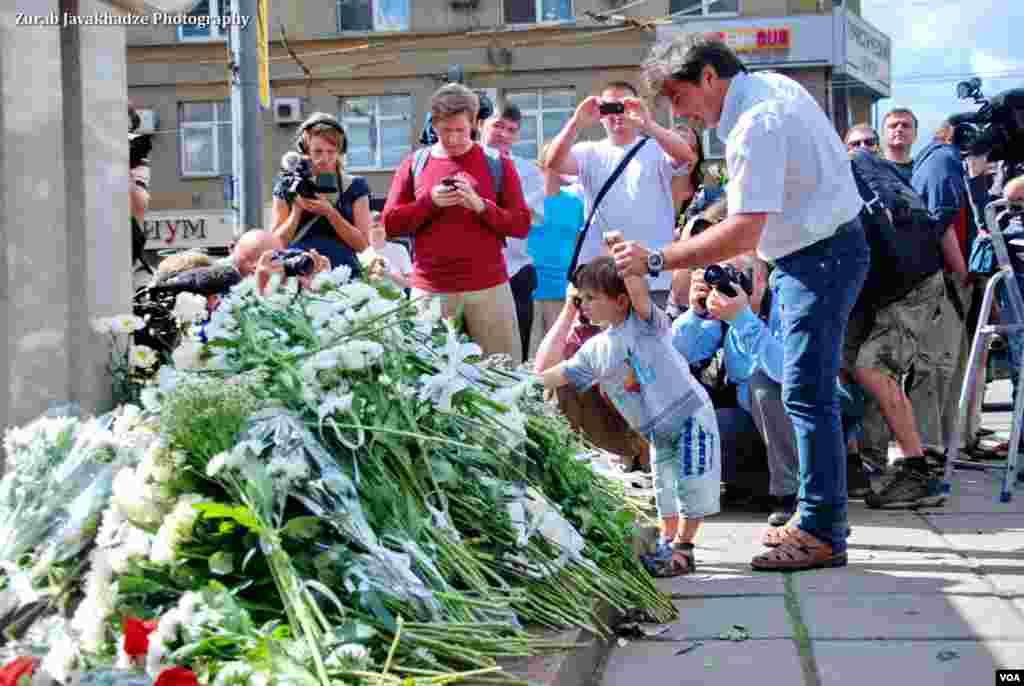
[369, 213, 413, 290]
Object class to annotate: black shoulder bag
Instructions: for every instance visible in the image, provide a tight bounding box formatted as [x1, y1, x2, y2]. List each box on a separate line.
[566, 137, 649, 284]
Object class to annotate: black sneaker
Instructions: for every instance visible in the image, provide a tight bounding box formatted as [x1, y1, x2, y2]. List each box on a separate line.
[847, 454, 871, 498]
[767, 494, 797, 527]
[865, 465, 946, 509]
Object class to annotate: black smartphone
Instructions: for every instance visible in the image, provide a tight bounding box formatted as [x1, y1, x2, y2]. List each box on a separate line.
[598, 101, 625, 115]
[441, 176, 458, 188]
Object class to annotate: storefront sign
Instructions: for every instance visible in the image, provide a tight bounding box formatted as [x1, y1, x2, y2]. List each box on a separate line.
[842, 10, 891, 97]
[713, 27, 791, 53]
[143, 208, 275, 250]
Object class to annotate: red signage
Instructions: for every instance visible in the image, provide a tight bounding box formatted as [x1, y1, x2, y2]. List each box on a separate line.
[713, 27, 791, 53]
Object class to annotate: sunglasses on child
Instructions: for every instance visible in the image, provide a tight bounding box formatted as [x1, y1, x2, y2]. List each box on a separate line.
[847, 138, 878, 148]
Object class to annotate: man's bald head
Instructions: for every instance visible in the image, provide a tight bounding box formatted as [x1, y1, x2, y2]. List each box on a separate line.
[1005, 175, 1024, 203]
[232, 230, 283, 276]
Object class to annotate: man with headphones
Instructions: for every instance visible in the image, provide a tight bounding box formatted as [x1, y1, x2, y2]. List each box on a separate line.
[271, 112, 370, 274]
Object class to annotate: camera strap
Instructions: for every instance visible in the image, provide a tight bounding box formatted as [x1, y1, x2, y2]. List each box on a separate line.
[566, 137, 649, 284]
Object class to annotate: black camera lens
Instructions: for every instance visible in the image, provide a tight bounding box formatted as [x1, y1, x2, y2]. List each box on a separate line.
[703, 264, 737, 297]
[273, 249, 316, 278]
[599, 102, 625, 115]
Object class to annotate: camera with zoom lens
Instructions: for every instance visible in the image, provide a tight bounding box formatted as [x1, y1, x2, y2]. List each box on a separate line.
[951, 78, 1024, 167]
[700, 263, 753, 310]
[272, 249, 316, 278]
[598, 101, 625, 116]
[279, 152, 339, 201]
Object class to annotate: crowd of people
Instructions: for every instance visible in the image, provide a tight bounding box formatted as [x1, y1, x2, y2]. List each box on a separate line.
[142, 32, 1023, 578]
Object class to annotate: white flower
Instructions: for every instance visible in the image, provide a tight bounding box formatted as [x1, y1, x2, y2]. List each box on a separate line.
[95, 507, 126, 548]
[110, 314, 147, 334]
[172, 338, 204, 370]
[129, 345, 159, 369]
[41, 623, 79, 684]
[111, 467, 163, 526]
[113, 404, 144, 436]
[337, 281, 378, 306]
[173, 292, 209, 323]
[310, 265, 352, 291]
[90, 317, 113, 335]
[108, 525, 153, 574]
[206, 444, 248, 477]
[70, 549, 117, 653]
[417, 320, 483, 412]
[146, 607, 183, 677]
[150, 494, 204, 565]
[138, 439, 174, 485]
[336, 340, 384, 370]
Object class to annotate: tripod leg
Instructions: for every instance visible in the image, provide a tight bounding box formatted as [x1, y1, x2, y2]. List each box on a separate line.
[944, 274, 1003, 493]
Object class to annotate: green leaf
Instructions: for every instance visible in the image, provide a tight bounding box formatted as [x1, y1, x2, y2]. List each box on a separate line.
[118, 575, 167, 595]
[431, 458, 457, 484]
[209, 551, 235, 576]
[282, 516, 321, 540]
[195, 502, 259, 531]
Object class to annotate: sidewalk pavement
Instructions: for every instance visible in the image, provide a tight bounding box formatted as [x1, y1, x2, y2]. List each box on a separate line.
[600, 381, 1024, 686]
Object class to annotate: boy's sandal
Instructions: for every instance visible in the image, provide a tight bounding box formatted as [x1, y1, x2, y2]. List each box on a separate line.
[751, 528, 847, 572]
[641, 541, 696, 578]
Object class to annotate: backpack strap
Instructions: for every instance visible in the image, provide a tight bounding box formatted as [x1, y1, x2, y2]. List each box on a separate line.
[481, 146, 504, 197]
[410, 147, 431, 183]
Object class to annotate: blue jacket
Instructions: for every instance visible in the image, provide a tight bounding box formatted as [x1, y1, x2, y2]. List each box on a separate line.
[912, 141, 966, 230]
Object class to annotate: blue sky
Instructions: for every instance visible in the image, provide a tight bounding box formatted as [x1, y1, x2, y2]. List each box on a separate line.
[861, 0, 1023, 155]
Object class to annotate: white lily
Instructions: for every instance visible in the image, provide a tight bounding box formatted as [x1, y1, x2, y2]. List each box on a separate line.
[417, 319, 483, 412]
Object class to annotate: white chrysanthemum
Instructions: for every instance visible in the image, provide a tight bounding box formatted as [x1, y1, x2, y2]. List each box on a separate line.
[337, 281, 378, 306]
[172, 338, 204, 370]
[336, 340, 384, 370]
[138, 439, 174, 485]
[150, 494, 204, 565]
[108, 525, 153, 574]
[70, 549, 117, 653]
[110, 314, 147, 334]
[173, 292, 209, 323]
[111, 467, 163, 526]
[129, 345, 159, 369]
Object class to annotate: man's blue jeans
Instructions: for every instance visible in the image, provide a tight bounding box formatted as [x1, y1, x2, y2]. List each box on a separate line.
[774, 220, 869, 554]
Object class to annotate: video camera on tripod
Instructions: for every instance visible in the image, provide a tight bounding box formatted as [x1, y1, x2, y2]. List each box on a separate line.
[949, 78, 1024, 168]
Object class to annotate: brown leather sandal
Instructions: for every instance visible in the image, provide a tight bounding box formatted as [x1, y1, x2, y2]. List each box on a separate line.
[751, 527, 847, 572]
[761, 513, 800, 547]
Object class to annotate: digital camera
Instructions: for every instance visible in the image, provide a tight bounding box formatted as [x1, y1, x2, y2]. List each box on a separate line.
[272, 249, 316, 278]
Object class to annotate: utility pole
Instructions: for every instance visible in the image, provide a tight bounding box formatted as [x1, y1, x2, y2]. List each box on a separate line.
[229, 0, 265, 236]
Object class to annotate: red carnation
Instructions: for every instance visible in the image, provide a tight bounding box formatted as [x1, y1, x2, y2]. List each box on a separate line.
[0, 657, 38, 686]
[122, 616, 160, 657]
[154, 667, 199, 686]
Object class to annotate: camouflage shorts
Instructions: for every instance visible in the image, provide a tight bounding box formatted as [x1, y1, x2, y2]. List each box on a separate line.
[844, 271, 945, 380]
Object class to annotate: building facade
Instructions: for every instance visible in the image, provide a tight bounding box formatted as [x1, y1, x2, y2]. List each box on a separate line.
[127, 0, 892, 256]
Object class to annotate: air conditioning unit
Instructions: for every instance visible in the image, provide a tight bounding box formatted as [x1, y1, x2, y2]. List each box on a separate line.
[135, 109, 159, 134]
[274, 97, 304, 125]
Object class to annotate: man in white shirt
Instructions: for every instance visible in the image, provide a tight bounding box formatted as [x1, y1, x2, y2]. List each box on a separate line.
[613, 34, 869, 572]
[546, 80, 698, 303]
[480, 104, 546, 362]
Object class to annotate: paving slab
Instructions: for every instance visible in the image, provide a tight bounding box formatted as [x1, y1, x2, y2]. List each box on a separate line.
[656, 568, 787, 597]
[667, 596, 795, 640]
[813, 640, 1024, 685]
[920, 513, 1024, 556]
[799, 593, 1024, 640]
[601, 640, 804, 686]
[793, 562, 994, 596]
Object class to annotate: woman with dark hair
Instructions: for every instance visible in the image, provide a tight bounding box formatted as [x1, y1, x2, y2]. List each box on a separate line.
[271, 113, 370, 274]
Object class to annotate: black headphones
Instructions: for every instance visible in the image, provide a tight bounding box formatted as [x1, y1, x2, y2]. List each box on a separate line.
[295, 112, 348, 155]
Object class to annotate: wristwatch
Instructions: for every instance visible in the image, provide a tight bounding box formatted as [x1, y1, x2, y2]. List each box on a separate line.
[647, 251, 665, 278]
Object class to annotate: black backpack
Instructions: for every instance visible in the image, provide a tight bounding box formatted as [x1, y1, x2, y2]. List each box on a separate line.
[849, 150, 943, 310]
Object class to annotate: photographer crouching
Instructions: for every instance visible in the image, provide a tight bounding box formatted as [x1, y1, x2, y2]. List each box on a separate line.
[271, 112, 370, 275]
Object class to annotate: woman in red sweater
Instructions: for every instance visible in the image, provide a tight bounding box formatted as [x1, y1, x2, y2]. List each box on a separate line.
[382, 83, 531, 361]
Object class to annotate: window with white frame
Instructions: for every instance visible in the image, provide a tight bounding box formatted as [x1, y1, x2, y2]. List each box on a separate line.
[339, 95, 413, 170]
[179, 101, 233, 177]
[504, 0, 573, 25]
[669, 0, 739, 17]
[337, 0, 410, 32]
[505, 89, 576, 163]
[178, 0, 229, 42]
